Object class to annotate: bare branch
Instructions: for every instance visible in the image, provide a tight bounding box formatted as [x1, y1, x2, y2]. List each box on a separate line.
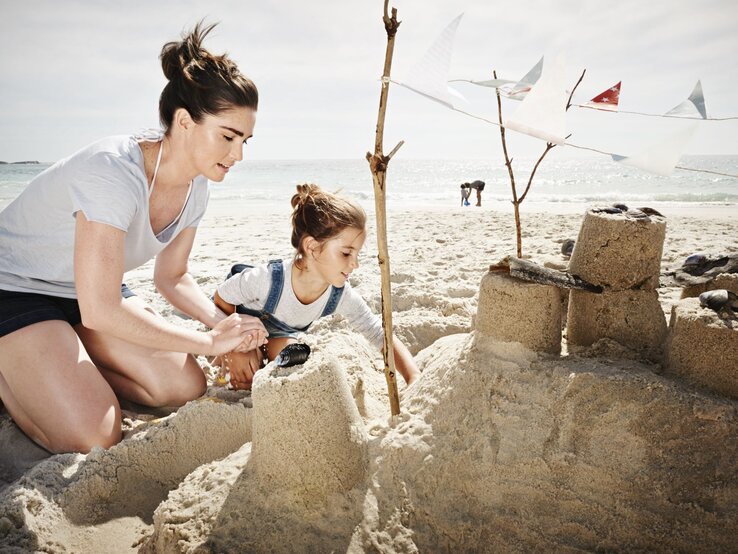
[519, 143, 555, 203]
[387, 140, 405, 160]
[566, 68, 587, 110]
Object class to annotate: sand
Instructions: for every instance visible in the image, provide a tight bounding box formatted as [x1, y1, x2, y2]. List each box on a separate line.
[2, 200, 737, 552]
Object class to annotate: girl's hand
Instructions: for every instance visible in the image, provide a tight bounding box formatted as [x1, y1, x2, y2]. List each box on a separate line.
[224, 349, 264, 390]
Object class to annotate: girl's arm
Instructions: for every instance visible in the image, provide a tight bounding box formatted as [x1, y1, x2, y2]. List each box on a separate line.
[74, 214, 256, 356]
[212, 290, 264, 389]
[389, 335, 421, 386]
[340, 287, 421, 386]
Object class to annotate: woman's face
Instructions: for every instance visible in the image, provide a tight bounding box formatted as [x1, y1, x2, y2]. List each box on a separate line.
[187, 106, 256, 182]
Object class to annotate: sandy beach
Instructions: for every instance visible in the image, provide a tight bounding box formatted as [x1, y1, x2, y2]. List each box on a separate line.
[1, 199, 737, 553]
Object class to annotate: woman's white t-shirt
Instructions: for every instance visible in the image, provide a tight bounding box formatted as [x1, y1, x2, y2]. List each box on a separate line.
[0, 132, 210, 298]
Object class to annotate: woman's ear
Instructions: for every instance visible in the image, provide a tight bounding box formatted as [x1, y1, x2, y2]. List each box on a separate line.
[173, 108, 194, 132]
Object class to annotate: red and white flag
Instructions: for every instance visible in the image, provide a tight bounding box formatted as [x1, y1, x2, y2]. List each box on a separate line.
[583, 81, 621, 111]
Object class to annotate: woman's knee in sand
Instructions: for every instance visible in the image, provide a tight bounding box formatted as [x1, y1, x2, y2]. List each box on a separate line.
[130, 354, 207, 408]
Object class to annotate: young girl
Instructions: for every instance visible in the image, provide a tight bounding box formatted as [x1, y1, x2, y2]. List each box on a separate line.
[213, 184, 421, 390]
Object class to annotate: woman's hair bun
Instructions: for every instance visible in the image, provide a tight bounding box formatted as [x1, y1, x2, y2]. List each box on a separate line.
[160, 21, 215, 82]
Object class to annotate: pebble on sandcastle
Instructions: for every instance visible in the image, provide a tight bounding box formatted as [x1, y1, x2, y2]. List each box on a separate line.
[566, 207, 667, 361]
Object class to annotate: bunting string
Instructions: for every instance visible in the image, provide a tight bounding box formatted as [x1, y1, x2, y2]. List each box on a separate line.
[392, 14, 737, 179]
[391, 79, 738, 179]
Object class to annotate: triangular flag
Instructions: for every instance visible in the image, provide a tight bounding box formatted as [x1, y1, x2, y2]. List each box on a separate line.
[456, 57, 542, 98]
[503, 57, 544, 101]
[504, 55, 568, 144]
[463, 77, 517, 88]
[666, 80, 707, 119]
[611, 121, 698, 176]
[395, 14, 466, 109]
[583, 81, 621, 112]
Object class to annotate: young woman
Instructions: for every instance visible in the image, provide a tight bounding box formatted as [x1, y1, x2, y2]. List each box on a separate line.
[214, 184, 421, 390]
[0, 22, 267, 453]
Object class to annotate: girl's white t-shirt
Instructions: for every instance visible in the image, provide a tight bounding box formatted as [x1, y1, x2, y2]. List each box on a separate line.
[217, 259, 384, 350]
[0, 132, 210, 298]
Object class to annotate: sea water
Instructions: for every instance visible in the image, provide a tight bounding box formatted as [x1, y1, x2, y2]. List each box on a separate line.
[1, 155, 736, 213]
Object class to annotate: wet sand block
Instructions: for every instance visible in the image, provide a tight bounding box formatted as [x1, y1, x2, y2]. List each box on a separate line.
[251, 356, 368, 500]
[475, 271, 562, 354]
[567, 289, 667, 362]
[681, 273, 738, 299]
[664, 297, 738, 399]
[569, 209, 666, 290]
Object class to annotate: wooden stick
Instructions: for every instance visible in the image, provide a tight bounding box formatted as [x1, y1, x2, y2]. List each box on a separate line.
[366, 0, 402, 416]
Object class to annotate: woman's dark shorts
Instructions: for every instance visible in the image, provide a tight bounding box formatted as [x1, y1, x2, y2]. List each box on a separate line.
[0, 285, 136, 338]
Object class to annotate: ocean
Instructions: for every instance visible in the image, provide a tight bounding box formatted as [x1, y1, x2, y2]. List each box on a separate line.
[1, 155, 736, 214]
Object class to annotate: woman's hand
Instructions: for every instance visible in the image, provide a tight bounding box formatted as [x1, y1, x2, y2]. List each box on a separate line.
[207, 314, 264, 356]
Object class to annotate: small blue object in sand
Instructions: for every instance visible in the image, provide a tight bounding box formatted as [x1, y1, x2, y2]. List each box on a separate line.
[463, 200, 470, 206]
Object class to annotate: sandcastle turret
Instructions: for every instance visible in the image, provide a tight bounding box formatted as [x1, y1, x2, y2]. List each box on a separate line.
[475, 270, 562, 354]
[250, 352, 368, 502]
[566, 207, 668, 361]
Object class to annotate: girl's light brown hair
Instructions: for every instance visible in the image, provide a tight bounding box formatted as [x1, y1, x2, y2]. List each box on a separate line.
[290, 184, 366, 269]
[158, 21, 258, 132]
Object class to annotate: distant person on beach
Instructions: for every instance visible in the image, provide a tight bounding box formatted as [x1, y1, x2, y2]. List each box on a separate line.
[460, 183, 472, 206]
[213, 184, 421, 390]
[0, 22, 267, 454]
[460, 180, 485, 207]
[469, 180, 485, 207]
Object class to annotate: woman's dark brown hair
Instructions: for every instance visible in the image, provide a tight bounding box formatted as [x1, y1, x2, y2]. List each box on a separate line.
[290, 184, 366, 269]
[158, 21, 258, 131]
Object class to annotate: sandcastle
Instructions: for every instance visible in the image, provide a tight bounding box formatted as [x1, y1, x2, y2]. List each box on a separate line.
[566, 208, 668, 361]
[475, 207, 668, 361]
[250, 353, 368, 502]
[664, 296, 738, 399]
[475, 271, 562, 354]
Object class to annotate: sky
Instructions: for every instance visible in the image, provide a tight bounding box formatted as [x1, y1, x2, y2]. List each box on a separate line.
[1, 0, 737, 162]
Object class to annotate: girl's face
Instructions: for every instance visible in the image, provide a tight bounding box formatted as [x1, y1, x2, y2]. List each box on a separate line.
[310, 227, 366, 288]
[186, 106, 257, 182]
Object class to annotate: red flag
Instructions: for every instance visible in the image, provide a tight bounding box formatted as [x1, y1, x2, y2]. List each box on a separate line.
[583, 81, 621, 111]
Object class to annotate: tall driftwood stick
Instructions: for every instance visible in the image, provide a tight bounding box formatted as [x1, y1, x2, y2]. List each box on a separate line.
[366, 0, 403, 416]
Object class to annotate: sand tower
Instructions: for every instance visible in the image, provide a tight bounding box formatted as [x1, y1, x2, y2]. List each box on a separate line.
[664, 297, 738, 399]
[566, 208, 668, 361]
[475, 270, 562, 354]
[250, 353, 368, 502]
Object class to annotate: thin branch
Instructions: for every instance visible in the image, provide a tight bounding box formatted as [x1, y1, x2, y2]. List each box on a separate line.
[519, 143, 555, 203]
[494, 70, 517, 201]
[566, 69, 587, 110]
[386, 140, 405, 161]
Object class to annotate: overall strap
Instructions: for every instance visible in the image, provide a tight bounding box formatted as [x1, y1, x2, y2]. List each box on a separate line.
[319, 286, 345, 318]
[263, 259, 285, 314]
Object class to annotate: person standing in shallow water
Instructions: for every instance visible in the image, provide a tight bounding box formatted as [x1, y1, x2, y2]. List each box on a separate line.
[0, 22, 267, 454]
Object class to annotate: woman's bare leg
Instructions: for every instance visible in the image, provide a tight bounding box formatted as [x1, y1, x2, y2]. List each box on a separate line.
[75, 296, 206, 408]
[0, 321, 121, 453]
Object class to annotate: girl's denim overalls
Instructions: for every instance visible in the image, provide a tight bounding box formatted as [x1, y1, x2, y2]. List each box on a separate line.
[227, 259, 344, 339]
